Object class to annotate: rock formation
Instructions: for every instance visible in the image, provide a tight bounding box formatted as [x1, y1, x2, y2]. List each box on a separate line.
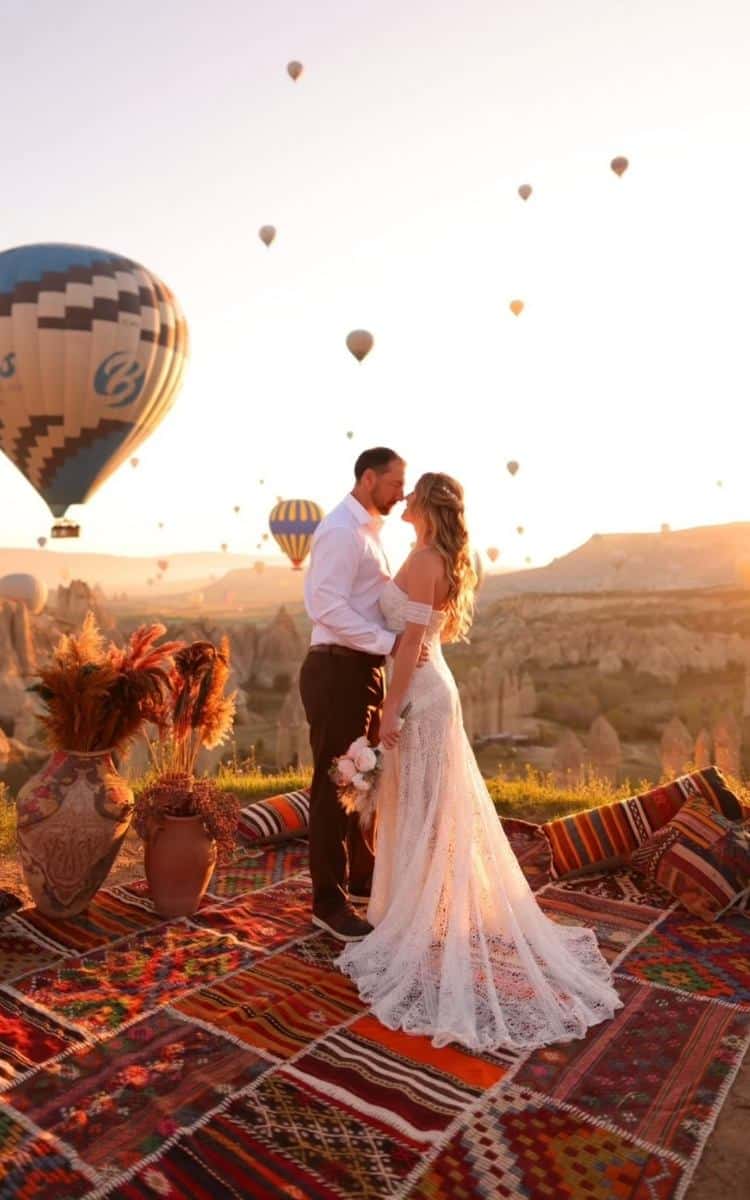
[693, 727, 712, 770]
[275, 688, 312, 768]
[552, 729, 586, 785]
[712, 710, 741, 780]
[587, 715, 622, 784]
[253, 606, 304, 688]
[660, 716, 694, 779]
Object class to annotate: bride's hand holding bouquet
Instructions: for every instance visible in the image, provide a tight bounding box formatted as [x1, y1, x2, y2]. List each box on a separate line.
[330, 702, 411, 829]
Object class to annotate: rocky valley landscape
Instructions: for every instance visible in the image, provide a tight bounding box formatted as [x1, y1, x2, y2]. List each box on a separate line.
[4, 521, 750, 791]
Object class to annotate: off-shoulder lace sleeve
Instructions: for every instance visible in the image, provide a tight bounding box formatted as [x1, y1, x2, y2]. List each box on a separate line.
[405, 600, 433, 626]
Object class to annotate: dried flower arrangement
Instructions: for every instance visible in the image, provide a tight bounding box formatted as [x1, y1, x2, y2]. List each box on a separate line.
[134, 636, 239, 855]
[133, 772, 238, 863]
[30, 614, 180, 753]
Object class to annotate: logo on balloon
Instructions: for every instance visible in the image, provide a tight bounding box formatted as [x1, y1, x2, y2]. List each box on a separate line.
[94, 351, 145, 408]
[0, 352, 16, 379]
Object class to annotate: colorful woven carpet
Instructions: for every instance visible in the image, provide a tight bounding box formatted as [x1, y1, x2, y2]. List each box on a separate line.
[0, 840, 748, 1200]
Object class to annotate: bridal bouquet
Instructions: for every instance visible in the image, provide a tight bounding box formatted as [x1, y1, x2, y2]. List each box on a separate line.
[330, 702, 412, 828]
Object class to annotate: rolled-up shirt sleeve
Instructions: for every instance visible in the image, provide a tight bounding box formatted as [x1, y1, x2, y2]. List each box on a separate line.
[305, 527, 396, 655]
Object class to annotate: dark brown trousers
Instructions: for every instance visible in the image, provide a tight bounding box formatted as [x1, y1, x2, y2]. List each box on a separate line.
[299, 648, 384, 917]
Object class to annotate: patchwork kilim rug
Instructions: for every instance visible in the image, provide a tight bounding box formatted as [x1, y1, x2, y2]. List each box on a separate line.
[1, 837, 749, 1200]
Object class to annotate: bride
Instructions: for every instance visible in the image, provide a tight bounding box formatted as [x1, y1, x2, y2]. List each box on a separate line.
[337, 471, 623, 1052]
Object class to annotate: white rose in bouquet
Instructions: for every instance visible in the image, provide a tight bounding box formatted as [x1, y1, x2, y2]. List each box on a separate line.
[353, 745, 377, 773]
[337, 757, 357, 782]
[351, 772, 371, 791]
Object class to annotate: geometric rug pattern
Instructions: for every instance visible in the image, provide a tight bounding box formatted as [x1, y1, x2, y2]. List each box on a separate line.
[0, 848, 748, 1200]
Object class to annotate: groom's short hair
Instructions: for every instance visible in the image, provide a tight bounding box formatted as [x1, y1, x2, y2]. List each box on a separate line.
[354, 447, 403, 480]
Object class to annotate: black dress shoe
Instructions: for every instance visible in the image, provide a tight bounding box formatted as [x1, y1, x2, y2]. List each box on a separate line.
[312, 905, 373, 942]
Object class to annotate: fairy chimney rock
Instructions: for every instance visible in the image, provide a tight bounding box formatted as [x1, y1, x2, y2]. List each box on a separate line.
[518, 672, 538, 716]
[693, 727, 713, 770]
[712, 710, 741, 780]
[587, 715, 621, 783]
[254, 606, 304, 688]
[552, 729, 586, 785]
[660, 716, 694, 779]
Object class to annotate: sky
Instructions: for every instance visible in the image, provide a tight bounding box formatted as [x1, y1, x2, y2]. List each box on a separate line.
[1, 0, 750, 573]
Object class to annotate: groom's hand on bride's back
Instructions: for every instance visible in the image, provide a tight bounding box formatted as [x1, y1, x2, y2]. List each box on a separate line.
[391, 634, 430, 666]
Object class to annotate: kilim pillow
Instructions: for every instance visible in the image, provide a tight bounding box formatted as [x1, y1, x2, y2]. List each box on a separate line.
[541, 767, 743, 880]
[629, 797, 750, 922]
[238, 788, 310, 845]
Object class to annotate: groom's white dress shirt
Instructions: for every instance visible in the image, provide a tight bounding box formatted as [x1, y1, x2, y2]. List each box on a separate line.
[304, 493, 396, 656]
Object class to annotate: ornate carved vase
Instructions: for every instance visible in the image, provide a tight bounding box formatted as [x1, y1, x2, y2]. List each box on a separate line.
[144, 813, 217, 917]
[15, 750, 134, 917]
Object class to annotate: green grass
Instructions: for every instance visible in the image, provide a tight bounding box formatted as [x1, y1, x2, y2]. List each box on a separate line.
[3, 765, 747, 861]
[0, 782, 15, 857]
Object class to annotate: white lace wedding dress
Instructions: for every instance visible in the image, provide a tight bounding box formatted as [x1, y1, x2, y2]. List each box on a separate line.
[336, 579, 623, 1052]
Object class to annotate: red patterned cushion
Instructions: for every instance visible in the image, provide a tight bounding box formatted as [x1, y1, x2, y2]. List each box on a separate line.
[542, 767, 742, 880]
[238, 789, 310, 845]
[630, 797, 750, 922]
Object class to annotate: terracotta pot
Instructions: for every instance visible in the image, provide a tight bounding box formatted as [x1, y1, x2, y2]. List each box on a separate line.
[15, 749, 133, 917]
[144, 813, 217, 917]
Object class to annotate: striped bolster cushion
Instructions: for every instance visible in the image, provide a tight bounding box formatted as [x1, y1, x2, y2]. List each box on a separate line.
[630, 797, 750, 922]
[542, 766, 743, 880]
[238, 788, 310, 845]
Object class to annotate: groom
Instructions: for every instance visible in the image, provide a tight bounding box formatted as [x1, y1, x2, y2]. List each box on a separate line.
[299, 447, 412, 942]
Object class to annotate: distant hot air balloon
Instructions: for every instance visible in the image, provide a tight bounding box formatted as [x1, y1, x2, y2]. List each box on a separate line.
[716, 480, 724, 488]
[259, 226, 276, 248]
[487, 546, 499, 563]
[346, 330, 374, 362]
[287, 60, 303, 81]
[256, 543, 262, 550]
[157, 559, 168, 572]
[259, 479, 265, 486]
[506, 460, 519, 476]
[524, 556, 532, 565]
[233, 505, 240, 513]
[130, 457, 139, 469]
[37, 536, 47, 548]
[269, 498, 323, 569]
[262, 532, 269, 540]
[0, 573, 47, 614]
[0, 244, 189, 536]
[660, 523, 671, 533]
[518, 184, 532, 201]
[221, 543, 228, 552]
[610, 156, 629, 177]
[157, 522, 165, 529]
[516, 525, 524, 535]
[346, 431, 354, 439]
[509, 300, 524, 317]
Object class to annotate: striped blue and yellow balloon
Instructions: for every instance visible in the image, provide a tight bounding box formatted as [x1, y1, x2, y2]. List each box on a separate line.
[269, 499, 323, 569]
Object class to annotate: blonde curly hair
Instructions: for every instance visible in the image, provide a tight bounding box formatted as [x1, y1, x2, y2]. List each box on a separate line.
[412, 472, 477, 642]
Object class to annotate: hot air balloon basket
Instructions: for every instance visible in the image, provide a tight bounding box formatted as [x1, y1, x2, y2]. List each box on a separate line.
[51, 520, 80, 539]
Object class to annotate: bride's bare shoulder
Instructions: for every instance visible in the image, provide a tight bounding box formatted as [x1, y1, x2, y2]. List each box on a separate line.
[408, 547, 445, 582]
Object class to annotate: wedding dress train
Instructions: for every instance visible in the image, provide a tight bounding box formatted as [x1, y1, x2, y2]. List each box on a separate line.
[336, 579, 623, 1052]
